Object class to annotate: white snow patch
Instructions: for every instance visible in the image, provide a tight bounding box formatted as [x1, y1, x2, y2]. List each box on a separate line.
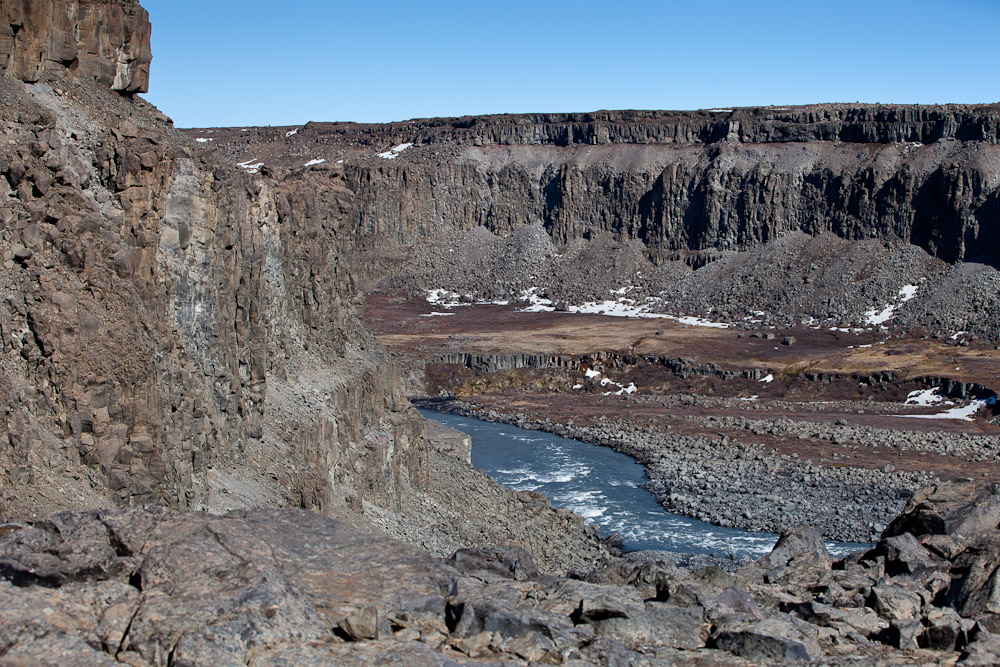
[950, 331, 967, 340]
[618, 383, 637, 396]
[285, 129, 299, 138]
[512, 289, 732, 327]
[572, 384, 583, 390]
[303, 158, 326, 167]
[585, 369, 602, 379]
[707, 108, 733, 113]
[195, 137, 213, 143]
[377, 143, 414, 159]
[670, 315, 730, 329]
[419, 312, 454, 317]
[739, 395, 759, 402]
[237, 159, 263, 174]
[863, 284, 920, 326]
[898, 285, 918, 302]
[425, 289, 471, 308]
[759, 374, 774, 383]
[895, 398, 995, 422]
[905, 387, 951, 406]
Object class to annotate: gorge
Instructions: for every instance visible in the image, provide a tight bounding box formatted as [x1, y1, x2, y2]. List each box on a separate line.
[2, 0, 1000, 664]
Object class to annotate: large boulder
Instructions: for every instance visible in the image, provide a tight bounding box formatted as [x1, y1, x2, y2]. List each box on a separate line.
[883, 482, 1000, 545]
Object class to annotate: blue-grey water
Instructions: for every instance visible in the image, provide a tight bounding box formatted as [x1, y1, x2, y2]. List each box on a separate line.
[420, 409, 867, 560]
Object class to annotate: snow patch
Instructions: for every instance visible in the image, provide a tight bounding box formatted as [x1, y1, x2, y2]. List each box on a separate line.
[863, 284, 919, 326]
[585, 369, 602, 379]
[419, 312, 454, 317]
[759, 374, 774, 383]
[905, 387, 951, 407]
[195, 137, 213, 143]
[896, 398, 995, 422]
[303, 158, 326, 167]
[237, 159, 263, 174]
[285, 129, 299, 138]
[377, 143, 414, 159]
[514, 288, 731, 327]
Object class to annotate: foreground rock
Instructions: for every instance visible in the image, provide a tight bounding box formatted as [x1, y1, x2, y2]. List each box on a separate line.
[4, 483, 1000, 663]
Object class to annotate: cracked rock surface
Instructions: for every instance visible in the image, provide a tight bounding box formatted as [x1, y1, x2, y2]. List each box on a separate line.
[6, 484, 1000, 664]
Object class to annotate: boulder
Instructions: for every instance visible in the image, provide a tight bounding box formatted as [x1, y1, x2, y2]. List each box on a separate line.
[603, 605, 707, 649]
[446, 546, 539, 581]
[712, 615, 819, 662]
[879, 532, 950, 577]
[743, 526, 831, 583]
[883, 483, 1000, 545]
[867, 581, 923, 621]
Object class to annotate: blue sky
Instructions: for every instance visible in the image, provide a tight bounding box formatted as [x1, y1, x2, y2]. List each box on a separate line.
[140, 0, 1000, 128]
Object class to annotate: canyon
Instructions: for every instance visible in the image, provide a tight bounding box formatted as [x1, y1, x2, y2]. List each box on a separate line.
[2, 0, 1000, 663]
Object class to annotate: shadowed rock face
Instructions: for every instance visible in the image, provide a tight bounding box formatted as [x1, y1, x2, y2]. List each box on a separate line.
[0, 0, 152, 94]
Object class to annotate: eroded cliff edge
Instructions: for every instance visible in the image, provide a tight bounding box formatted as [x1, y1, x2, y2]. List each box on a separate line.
[205, 105, 1000, 266]
[0, 0, 427, 521]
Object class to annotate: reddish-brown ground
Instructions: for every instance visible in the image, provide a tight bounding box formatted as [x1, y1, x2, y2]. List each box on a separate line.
[368, 294, 1000, 390]
[367, 293, 1000, 482]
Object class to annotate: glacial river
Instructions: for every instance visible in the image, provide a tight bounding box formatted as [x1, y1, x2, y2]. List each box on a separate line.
[420, 409, 865, 560]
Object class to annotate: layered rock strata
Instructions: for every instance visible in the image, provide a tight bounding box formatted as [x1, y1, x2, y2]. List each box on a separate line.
[200, 105, 1000, 266]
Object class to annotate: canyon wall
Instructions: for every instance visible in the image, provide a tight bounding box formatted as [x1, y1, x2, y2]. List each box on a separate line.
[209, 106, 1000, 267]
[0, 0, 151, 93]
[0, 1, 426, 520]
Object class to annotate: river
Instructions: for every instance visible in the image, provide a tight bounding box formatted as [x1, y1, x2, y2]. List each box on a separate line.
[420, 409, 866, 560]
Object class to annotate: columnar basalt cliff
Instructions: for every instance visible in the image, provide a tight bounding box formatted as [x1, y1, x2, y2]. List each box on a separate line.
[1, 0, 151, 93]
[0, 0, 427, 520]
[206, 105, 1000, 266]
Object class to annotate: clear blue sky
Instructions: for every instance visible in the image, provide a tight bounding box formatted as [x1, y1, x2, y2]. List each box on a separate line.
[140, 0, 1000, 128]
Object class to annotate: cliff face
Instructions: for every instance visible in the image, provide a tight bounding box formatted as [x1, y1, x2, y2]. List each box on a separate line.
[205, 106, 1000, 267]
[0, 2, 426, 520]
[0, 0, 151, 93]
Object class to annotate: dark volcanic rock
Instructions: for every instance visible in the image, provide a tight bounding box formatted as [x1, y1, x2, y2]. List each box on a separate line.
[883, 482, 1000, 543]
[446, 546, 539, 581]
[0, 0, 430, 524]
[201, 105, 1000, 269]
[6, 494, 1000, 663]
[0, 0, 152, 93]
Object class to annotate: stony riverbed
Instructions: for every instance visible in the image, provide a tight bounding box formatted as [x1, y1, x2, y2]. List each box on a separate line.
[415, 398, 943, 543]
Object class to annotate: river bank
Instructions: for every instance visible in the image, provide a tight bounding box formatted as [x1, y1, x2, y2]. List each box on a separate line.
[413, 397, 941, 543]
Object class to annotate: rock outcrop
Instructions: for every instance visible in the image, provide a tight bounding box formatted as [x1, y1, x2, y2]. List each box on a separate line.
[5, 484, 1000, 664]
[0, 0, 151, 93]
[0, 1, 426, 523]
[201, 105, 1000, 267]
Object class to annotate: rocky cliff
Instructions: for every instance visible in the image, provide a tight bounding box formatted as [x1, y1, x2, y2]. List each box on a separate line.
[0, 1, 427, 521]
[204, 105, 1000, 266]
[1, 0, 151, 93]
